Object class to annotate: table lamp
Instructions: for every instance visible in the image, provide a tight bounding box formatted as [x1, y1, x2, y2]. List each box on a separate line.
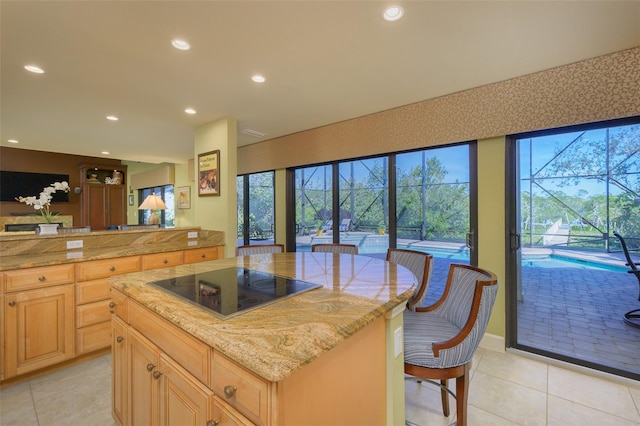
[138, 193, 167, 225]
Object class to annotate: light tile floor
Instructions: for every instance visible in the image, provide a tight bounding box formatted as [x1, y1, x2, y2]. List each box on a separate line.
[2, 349, 639, 425]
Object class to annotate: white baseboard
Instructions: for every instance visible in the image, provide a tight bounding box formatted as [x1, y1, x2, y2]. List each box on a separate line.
[479, 333, 505, 353]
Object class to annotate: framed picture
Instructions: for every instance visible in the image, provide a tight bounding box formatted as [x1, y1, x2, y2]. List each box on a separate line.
[198, 150, 220, 196]
[128, 194, 134, 206]
[177, 186, 191, 209]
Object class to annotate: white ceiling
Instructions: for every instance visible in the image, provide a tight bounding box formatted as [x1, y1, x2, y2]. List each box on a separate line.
[1, 1, 639, 164]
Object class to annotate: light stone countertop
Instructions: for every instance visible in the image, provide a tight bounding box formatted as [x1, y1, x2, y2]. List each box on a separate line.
[109, 252, 416, 382]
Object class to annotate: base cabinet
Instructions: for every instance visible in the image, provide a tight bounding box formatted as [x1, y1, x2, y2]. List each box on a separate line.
[4, 284, 75, 378]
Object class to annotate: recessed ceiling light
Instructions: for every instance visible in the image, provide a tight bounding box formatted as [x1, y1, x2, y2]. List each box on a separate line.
[101, 151, 110, 155]
[383, 6, 404, 22]
[251, 75, 266, 83]
[185, 108, 196, 114]
[24, 65, 44, 74]
[7, 139, 19, 144]
[171, 39, 190, 50]
[106, 115, 119, 121]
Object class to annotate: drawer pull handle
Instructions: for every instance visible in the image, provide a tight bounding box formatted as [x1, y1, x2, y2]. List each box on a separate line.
[206, 421, 220, 426]
[8, 301, 16, 307]
[224, 385, 237, 399]
[38, 276, 46, 282]
[116, 336, 124, 343]
[146, 363, 156, 372]
[109, 266, 116, 272]
[153, 371, 163, 380]
[163, 259, 169, 264]
[201, 253, 206, 258]
[109, 302, 116, 308]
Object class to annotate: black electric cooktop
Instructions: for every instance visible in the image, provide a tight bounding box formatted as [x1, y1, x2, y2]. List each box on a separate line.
[149, 267, 321, 319]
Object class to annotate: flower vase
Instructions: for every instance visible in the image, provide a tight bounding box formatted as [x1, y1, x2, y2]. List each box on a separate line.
[38, 224, 59, 235]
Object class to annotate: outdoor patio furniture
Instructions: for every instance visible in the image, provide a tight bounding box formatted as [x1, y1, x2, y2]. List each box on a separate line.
[386, 248, 433, 311]
[339, 218, 352, 232]
[237, 244, 284, 256]
[612, 232, 640, 328]
[311, 243, 358, 255]
[404, 264, 498, 426]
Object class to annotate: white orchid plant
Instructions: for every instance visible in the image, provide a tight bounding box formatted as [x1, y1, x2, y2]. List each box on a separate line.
[15, 181, 71, 224]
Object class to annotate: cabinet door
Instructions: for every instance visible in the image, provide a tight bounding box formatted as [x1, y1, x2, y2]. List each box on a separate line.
[128, 329, 160, 426]
[159, 353, 214, 426]
[84, 184, 108, 229]
[107, 185, 126, 227]
[4, 284, 75, 378]
[112, 317, 128, 426]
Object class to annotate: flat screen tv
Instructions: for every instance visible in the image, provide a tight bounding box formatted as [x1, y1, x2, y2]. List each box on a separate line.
[0, 171, 71, 202]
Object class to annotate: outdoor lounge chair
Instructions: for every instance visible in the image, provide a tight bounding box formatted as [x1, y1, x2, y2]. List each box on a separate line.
[613, 232, 640, 328]
[339, 219, 352, 232]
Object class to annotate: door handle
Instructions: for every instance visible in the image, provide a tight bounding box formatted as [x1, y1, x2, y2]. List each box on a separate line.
[511, 231, 521, 252]
[465, 231, 475, 251]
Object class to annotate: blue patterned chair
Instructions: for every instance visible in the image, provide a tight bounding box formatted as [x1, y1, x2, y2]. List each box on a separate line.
[237, 244, 284, 256]
[386, 248, 433, 311]
[404, 264, 498, 426]
[311, 243, 359, 255]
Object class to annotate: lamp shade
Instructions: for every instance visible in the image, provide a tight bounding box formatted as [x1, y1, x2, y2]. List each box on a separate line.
[138, 193, 167, 210]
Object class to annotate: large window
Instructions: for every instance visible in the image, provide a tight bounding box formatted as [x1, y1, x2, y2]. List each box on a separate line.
[237, 171, 275, 246]
[291, 144, 474, 260]
[138, 185, 174, 227]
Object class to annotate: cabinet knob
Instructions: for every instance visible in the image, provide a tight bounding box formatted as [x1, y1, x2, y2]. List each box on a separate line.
[38, 276, 46, 282]
[109, 302, 116, 308]
[109, 266, 116, 272]
[116, 336, 124, 343]
[206, 421, 220, 426]
[8, 301, 16, 307]
[224, 385, 237, 399]
[152, 371, 163, 380]
[163, 259, 169, 264]
[201, 253, 206, 258]
[146, 363, 156, 372]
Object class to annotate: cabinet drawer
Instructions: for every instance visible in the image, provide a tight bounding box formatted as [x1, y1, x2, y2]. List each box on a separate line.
[129, 301, 210, 385]
[184, 247, 221, 264]
[213, 395, 255, 426]
[76, 278, 111, 304]
[75, 256, 140, 281]
[4, 264, 75, 293]
[77, 299, 111, 328]
[76, 321, 111, 355]
[212, 353, 270, 426]
[141, 251, 184, 270]
[110, 288, 129, 322]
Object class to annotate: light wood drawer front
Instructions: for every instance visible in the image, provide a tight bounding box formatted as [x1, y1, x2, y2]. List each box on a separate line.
[110, 288, 129, 323]
[77, 299, 111, 328]
[76, 279, 111, 304]
[212, 353, 270, 426]
[128, 301, 210, 385]
[4, 264, 75, 293]
[183, 247, 221, 264]
[141, 251, 184, 270]
[213, 395, 255, 426]
[75, 256, 140, 282]
[76, 321, 111, 355]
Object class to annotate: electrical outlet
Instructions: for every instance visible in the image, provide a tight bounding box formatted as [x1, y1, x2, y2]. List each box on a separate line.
[67, 240, 83, 249]
[67, 251, 83, 259]
[394, 327, 403, 357]
[188, 231, 198, 239]
[188, 240, 197, 246]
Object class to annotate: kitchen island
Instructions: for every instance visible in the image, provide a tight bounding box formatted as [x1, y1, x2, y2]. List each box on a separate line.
[110, 252, 416, 426]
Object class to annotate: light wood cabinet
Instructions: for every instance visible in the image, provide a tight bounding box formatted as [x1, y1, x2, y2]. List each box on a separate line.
[128, 328, 160, 426]
[4, 284, 75, 378]
[112, 316, 128, 426]
[141, 251, 184, 270]
[184, 246, 223, 264]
